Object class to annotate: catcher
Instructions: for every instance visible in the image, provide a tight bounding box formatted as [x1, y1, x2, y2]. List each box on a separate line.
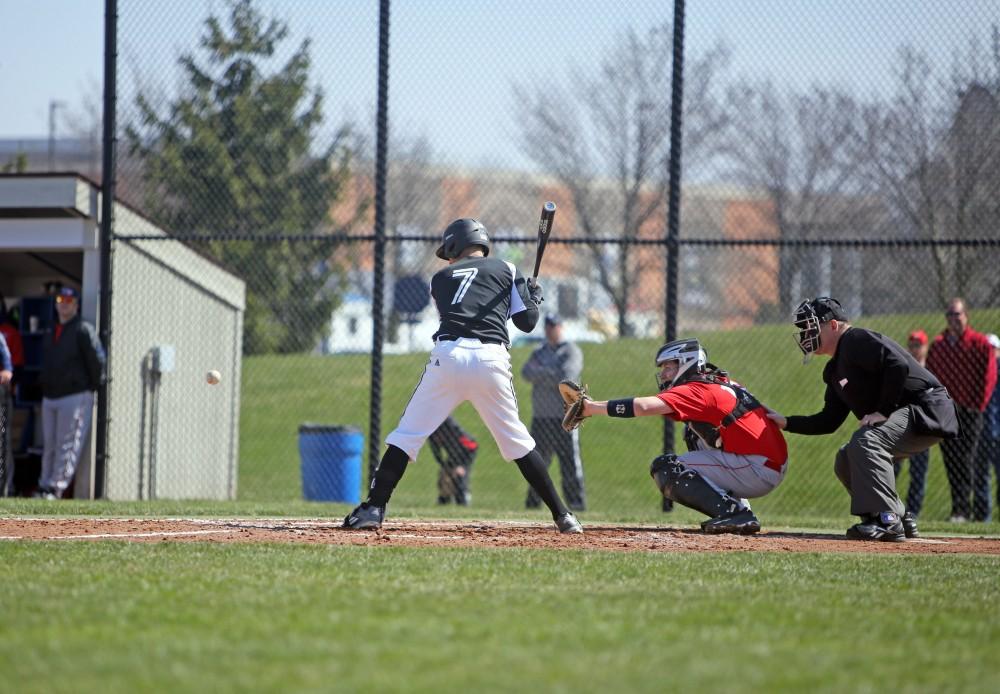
[559, 338, 788, 534]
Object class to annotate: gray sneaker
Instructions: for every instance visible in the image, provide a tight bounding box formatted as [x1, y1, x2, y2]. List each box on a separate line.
[342, 502, 385, 529]
[555, 512, 583, 534]
[701, 508, 761, 535]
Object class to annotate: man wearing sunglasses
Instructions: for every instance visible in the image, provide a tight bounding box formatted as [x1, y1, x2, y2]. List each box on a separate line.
[36, 287, 106, 499]
[925, 298, 998, 522]
[767, 297, 958, 541]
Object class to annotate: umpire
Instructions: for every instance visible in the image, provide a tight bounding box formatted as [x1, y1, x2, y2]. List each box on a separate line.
[521, 313, 586, 511]
[769, 297, 958, 541]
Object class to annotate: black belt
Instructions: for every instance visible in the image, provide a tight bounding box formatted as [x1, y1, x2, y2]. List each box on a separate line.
[435, 334, 506, 346]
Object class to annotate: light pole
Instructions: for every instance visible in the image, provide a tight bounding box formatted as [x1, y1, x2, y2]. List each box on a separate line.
[48, 100, 67, 171]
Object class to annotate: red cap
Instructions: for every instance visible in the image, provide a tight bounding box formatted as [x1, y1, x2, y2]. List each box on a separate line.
[908, 330, 928, 345]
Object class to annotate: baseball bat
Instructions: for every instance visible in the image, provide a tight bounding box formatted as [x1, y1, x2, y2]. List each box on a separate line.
[531, 201, 557, 280]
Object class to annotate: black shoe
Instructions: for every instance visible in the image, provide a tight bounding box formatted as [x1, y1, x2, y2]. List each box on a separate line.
[555, 512, 583, 534]
[568, 501, 587, 512]
[525, 496, 542, 510]
[701, 508, 761, 535]
[342, 502, 385, 529]
[455, 492, 470, 506]
[661, 497, 674, 513]
[902, 511, 919, 539]
[437, 496, 451, 505]
[846, 512, 905, 542]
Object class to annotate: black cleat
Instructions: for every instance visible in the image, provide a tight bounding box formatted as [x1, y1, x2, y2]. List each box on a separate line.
[701, 508, 761, 535]
[342, 502, 385, 529]
[846, 512, 905, 542]
[555, 513, 583, 534]
[902, 511, 919, 539]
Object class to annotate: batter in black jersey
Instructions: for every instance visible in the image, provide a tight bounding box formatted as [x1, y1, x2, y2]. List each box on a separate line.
[343, 218, 584, 534]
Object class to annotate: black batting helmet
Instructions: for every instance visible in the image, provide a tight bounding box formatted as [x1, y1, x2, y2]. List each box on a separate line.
[435, 218, 491, 260]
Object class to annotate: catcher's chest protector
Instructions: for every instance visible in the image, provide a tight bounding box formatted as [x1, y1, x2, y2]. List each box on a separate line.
[681, 374, 762, 450]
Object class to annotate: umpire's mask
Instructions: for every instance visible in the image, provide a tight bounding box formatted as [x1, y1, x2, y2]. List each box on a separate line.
[793, 297, 847, 361]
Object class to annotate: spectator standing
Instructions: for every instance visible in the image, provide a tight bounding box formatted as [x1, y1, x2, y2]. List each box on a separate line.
[892, 329, 932, 517]
[925, 298, 998, 522]
[0, 293, 24, 373]
[36, 287, 106, 499]
[769, 298, 958, 541]
[520, 313, 586, 511]
[972, 333, 1000, 522]
[1, 331, 12, 496]
[427, 416, 478, 505]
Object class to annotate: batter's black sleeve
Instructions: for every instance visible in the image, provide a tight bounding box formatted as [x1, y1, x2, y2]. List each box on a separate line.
[511, 275, 539, 333]
[785, 383, 851, 435]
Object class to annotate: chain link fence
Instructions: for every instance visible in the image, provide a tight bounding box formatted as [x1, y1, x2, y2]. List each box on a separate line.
[98, 0, 1000, 523]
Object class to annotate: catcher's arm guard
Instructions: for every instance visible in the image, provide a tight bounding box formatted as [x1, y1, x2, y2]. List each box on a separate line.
[558, 379, 591, 432]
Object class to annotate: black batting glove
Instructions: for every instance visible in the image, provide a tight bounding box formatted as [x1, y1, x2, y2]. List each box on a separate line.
[526, 277, 543, 305]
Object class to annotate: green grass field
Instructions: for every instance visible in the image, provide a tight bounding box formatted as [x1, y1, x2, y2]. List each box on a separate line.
[3, 310, 999, 693]
[1, 541, 997, 693]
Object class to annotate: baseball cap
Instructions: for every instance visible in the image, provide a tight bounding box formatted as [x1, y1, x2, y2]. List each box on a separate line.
[544, 313, 562, 326]
[907, 329, 928, 345]
[56, 286, 79, 302]
[987, 333, 1000, 349]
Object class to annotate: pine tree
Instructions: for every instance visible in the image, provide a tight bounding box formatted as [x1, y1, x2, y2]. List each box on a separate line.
[127, 0, 356, 354]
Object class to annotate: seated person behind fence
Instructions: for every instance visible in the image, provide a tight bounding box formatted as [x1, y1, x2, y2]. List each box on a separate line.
[427, 416, 478, 505]
[564, 338, 788, 535]
[36, 287, 106, 500]
[892, 329, 932, 518]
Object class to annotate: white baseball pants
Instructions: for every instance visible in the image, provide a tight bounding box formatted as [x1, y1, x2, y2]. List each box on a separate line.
[387, 338, 535, 462]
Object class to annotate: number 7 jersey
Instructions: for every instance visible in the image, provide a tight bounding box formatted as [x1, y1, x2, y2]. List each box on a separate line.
[430, 256, 533, 346]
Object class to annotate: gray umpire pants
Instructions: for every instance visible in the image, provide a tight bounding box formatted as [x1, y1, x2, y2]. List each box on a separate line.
[40, 391, 95, 494]
[834, 407, 941, 517]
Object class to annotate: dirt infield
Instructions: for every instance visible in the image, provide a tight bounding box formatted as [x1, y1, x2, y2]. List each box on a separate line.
[2, 517, 999, 554]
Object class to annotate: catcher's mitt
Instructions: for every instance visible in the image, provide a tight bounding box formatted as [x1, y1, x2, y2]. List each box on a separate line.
[558, 379, 591, 432]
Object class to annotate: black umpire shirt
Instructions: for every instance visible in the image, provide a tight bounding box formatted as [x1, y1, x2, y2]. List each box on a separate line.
[785, 327, 958, 439]
[430, 256, 537, 346]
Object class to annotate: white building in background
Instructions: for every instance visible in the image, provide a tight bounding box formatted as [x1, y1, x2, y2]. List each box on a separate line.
[0, 174, 244, 500]
[323, 276, 616, 355]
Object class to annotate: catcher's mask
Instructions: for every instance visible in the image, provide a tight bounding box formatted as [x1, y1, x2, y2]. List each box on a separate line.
[793, 297, 848, 359]
[654, 338, 707, 391]
[436, 218, 491, 260]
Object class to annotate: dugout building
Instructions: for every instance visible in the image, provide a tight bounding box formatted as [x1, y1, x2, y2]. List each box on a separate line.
[0, 174, 245, 500]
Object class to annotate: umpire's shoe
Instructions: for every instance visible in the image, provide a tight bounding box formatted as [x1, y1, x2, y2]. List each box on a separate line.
[902, 511, 919, 539]
[343, 502, 385, 530]
[555, 512, 584, 534]
[701, 508, 761, 535]
[846, 512, 905, 542]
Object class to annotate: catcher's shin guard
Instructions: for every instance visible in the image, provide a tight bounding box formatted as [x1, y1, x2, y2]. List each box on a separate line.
[649, 454, 740, 518]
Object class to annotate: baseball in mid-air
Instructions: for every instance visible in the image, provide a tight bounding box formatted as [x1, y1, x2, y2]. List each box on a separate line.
[206, 370, 222, 385]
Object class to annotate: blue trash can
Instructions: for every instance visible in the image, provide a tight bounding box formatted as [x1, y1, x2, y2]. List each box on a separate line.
[298, 424, 363, 503]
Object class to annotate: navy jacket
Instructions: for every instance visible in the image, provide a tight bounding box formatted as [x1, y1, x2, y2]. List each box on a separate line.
[40, 315, 106, 399]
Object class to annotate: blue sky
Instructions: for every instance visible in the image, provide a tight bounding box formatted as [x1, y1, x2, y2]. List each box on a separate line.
[1, 1, 997, 170]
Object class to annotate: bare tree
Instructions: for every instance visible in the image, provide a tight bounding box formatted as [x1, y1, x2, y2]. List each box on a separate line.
[720, 80, 866, 314]
[514, 24, 728, 337]
[854, 32, 1000, 305]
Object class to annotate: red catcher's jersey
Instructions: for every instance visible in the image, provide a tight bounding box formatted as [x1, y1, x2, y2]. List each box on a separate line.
[657, 381, 788, 464]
